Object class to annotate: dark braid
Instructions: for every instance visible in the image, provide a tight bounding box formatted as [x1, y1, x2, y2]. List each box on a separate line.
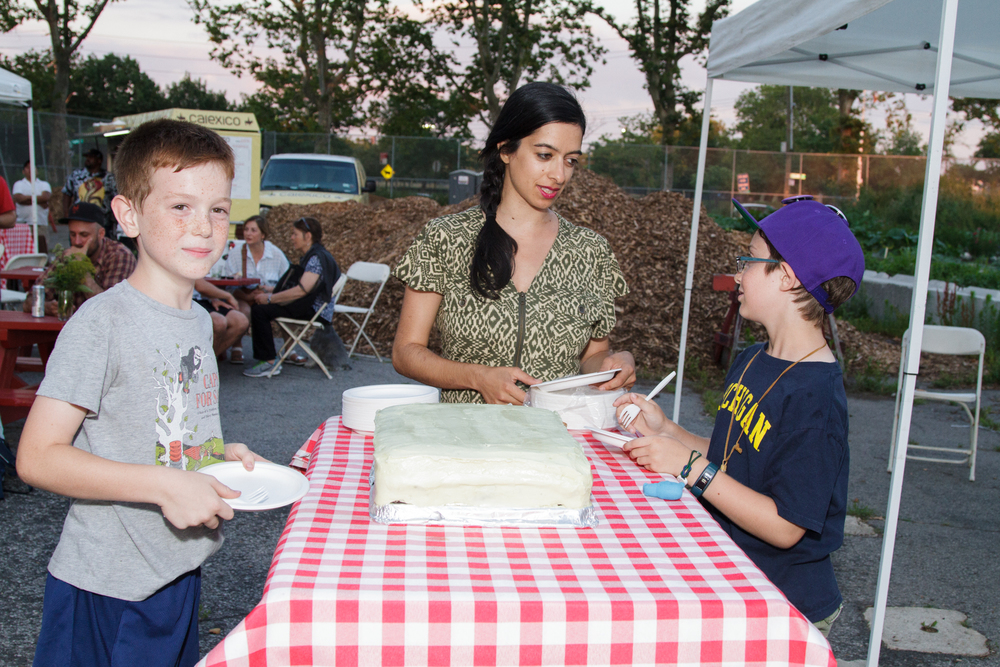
[471, 147, 518, 299]
[469, 82, 586, 300]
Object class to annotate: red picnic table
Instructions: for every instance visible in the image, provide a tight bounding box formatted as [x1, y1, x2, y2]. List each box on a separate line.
[0, 311, 65, 422]
[0, 266, 47, 291]
[199, 417, 835, 667]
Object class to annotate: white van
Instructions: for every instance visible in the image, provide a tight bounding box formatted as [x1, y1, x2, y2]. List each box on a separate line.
[258, 153, 377, 214]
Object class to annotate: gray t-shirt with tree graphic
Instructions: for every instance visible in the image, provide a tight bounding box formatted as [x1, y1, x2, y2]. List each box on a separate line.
[38, 280, 226, 601]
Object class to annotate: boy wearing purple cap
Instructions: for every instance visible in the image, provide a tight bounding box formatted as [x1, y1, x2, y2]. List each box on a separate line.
[614, 196, 864, 636]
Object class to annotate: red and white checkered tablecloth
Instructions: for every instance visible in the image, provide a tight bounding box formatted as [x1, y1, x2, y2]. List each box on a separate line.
[0, 223, 36, 267]
[200, 417, 835, 667]
[0, 224, 37, 288]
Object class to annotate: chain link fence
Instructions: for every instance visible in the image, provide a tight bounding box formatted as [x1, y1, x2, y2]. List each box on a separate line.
[3, 108, 999, 214]
[587, 142, 1000, 217]
[0, 108, 112, 215]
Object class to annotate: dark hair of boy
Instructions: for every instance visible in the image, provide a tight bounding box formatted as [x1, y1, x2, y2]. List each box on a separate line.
[758, 230, 858, 324]
[293, 216, 322, 244]
[472, 82, 587, 300]
[114, 119, 235, 210]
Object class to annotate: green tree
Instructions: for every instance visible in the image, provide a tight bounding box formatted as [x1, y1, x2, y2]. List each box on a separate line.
[68, 53, 166, 118]
[975, 132, 1000, 159]
[0, 49, 80, 111]
[191, 0, 442, 137]
[952, 97, 1000, 157]
[416, 0, 606, 124]
[1, 0, 121, 183]
[593, 0, 729, 145]
[734, 85, 852, 153]
[164, 73, 231, 111]
[368, 85, 473, 138]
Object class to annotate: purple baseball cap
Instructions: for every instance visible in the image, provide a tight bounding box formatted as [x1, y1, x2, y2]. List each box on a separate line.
[732, 196, 865, 313]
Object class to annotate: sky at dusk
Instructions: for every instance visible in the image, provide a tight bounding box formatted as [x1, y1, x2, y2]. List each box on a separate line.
[0, 0, 986, 156]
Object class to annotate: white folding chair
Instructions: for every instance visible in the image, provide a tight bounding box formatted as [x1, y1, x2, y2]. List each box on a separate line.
[269, 274, 348, 380]
[4, 253, 48, 269]
[1, 289, 27, 310]
[889, 325, 985, 481]
[334, 262, 391, 362]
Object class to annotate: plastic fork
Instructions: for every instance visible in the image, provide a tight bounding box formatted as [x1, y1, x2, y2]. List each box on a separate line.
[618, 371, 676, 431]
[244, 486, 269, 505]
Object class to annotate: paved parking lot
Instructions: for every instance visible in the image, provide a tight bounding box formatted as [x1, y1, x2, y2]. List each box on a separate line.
[1, 351, 998, 666]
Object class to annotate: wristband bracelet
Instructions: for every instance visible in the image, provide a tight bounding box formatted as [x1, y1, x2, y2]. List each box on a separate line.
[690, 462, 720, 498]
[679, 450, 702, 483]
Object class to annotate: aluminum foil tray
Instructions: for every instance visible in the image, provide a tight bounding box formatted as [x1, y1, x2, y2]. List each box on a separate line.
[369, 480, 598, 528]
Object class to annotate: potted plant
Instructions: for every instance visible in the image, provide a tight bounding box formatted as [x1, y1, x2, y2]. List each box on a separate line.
[44, 244, 95, 320]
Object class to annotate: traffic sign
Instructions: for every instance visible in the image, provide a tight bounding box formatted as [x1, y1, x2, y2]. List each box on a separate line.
[736, 173, 750, 193]
[381, 164, 395, 180]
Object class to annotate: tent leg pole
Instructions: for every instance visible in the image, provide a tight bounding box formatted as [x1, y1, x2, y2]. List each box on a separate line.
[866, 1, 959, 664]
[673, 76, 713, 425]
[28, 104, 38, 254]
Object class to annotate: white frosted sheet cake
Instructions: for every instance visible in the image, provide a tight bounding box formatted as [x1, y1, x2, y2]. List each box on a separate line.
[371, 404, 593, 513]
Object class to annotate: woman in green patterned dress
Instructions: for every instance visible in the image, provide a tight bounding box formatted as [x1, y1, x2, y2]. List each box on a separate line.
[393, 82, 635, 404]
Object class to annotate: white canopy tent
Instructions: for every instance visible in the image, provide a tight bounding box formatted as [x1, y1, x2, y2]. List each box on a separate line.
[673, 1, 997, 664]
[0, 67, 39, 253]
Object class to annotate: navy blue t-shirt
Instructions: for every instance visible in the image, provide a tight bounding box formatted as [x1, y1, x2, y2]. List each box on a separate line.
[703, 342, 849, 622]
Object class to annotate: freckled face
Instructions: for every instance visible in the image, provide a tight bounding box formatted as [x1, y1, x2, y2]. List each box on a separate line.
[132, 163, 233, 283]
[500, 122, 583, 211]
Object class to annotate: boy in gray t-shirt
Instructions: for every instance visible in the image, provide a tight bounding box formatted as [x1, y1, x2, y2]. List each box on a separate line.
[18, 119, 263, 667]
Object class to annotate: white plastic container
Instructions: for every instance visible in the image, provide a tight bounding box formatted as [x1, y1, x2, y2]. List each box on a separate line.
[342, 384, 439, 432]
[527, 385, 625, 430]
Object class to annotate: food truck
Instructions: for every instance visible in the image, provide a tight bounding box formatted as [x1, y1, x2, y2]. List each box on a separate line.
[94, 109, 261, 236]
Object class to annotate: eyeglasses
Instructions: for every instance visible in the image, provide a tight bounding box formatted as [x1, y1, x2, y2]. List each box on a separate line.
[736, 256, 781, 273]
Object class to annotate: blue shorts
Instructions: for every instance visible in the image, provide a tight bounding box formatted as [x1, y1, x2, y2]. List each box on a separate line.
[33, 568, 201, 667]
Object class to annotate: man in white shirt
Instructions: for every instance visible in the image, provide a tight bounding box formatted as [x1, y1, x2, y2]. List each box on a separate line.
[12, 160, 53, 252]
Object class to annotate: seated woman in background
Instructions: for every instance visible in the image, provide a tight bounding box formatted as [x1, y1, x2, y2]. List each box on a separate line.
[392, 82, 635, 404]
[243, 217, 340, 378]
[225, 215, 290, 363]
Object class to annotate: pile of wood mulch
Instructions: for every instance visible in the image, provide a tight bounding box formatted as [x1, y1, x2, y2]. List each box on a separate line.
[261, 168, 978, 386]
[264, 168, 744, 373]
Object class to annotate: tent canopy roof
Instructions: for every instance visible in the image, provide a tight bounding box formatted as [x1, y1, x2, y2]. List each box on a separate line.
[707, 0, 1000, 99]
[0, 67, 31, 106]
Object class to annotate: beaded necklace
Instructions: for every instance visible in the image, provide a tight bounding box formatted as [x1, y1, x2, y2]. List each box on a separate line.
[720, 342, 828, 472]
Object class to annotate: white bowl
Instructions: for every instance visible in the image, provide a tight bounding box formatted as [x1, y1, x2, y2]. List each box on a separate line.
[529, 386, 624, 430]
[342, 384, 439, 432]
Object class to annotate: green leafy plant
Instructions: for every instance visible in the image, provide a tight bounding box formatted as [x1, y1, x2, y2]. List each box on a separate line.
[43, 244, 95, 294]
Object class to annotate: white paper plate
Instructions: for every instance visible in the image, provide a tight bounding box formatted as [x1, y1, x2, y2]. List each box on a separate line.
[532, 369, 621, 393]
[589, 428, 635, 450]
[200, 461, 310, 511]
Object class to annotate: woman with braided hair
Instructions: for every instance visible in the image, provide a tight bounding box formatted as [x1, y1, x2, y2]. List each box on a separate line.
[393, 82, 635, 404]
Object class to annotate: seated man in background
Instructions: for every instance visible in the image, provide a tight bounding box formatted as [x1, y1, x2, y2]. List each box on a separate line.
[24, 202, 136, 316]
